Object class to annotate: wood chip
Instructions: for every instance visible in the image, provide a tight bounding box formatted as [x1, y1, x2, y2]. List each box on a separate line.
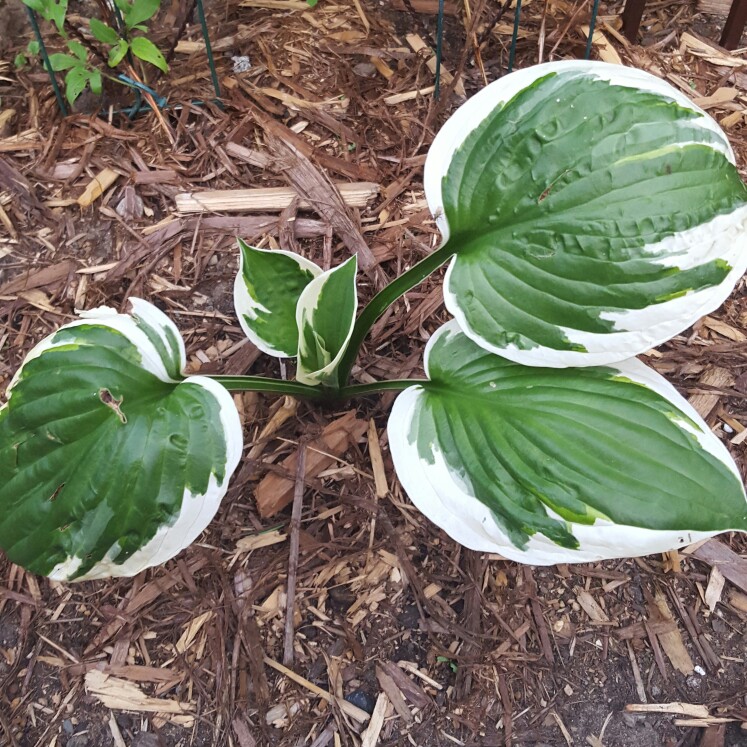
[580, 26, 623, 64]
[693, 88, 740, 109]
[375, 665, 412, 723]
[704, 566, 726, 611]
[686, 539, 747, 595]
[680, 32, 747, 67]
[626, 640, 647, 703]
[688, 366, 734, 419]
[626, 702, 711, 718]
[236, 530, 288, 552]
[701, 316, 746, 341]
[263, 655, 369, 723]
[406, 34, 465, 96]
[77, 168, 120, 208]
[574, 587, 610, 623]
[728, 589, 747, 612]
[367, 420, 389, 498]
[255, 411, 368, 517]
[85, 671, 194, 726]
[360, 692, 389, 747]
[377, 661, 430, 708]
[233, 716, 258, 747]
[648, 590, 694, 675]
[175, 182, 379, 214]
[0, 260, 76, 295]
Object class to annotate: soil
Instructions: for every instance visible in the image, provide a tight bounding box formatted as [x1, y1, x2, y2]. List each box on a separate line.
[1, 1, 747, 746]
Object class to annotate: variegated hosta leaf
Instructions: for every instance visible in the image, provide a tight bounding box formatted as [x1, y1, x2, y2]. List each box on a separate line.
[296, 256, 358, 387]
[425, 60, 747, 367]
[234, 239, 322, 357]
[0, 299, 242, 581]
[388, 322, 747, 564]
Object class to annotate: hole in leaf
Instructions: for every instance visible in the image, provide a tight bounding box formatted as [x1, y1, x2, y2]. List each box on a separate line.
[99, 388, 127, 424]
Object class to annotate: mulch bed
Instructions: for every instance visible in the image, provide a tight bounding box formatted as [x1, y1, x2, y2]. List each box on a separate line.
[1, 0, 747, 745]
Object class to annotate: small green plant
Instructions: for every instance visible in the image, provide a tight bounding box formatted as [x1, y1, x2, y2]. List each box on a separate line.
[21, 0, 167, 106]
[2, 61, 747, 582]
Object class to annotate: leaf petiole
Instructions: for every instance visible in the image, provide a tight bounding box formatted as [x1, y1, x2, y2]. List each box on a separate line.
[209, 375, 427, 401]
[336, 241, 454, 387]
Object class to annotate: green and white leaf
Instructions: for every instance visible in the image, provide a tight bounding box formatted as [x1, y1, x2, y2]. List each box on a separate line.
[233, 240, 321, 358]
[389, 321, 747, 564]
[0, 299, 242, 581]
[296, 256, 358, 387]
[426, 60, 747, 368]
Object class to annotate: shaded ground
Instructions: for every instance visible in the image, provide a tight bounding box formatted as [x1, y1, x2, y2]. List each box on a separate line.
[1, 0, 747, 745]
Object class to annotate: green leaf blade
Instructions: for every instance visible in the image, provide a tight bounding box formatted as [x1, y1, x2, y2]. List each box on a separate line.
[296, 256, 358, 387]
[64, 65, 90, 105]
[427, 61, 747, 367]
[90, 17, 120, 44]
[388, 322, 747, 564]
[233, 240, 321, 358]
[125, 0, 160, 28]
[130, 36, 167, 73]
[0, 300, 242, 581]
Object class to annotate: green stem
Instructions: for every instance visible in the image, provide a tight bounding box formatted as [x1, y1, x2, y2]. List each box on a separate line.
[336, 242, 454, 386]
[210, 375, 427, 401]
[339, 379, 427, 398]
[210, 375, 326, 400]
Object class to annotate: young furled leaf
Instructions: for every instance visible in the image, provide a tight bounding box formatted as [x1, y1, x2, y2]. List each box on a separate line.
[0, 299, 242, 581]
[233, 240, 321, 358]
[425, 61, 747, 368]
[108, 39, 129, 67]
[388, 322, 747, 564]
[296, 256, 358, 387]
[130, 36, 168, 73]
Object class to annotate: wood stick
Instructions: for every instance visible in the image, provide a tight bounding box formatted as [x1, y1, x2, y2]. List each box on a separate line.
[262, 656, 370, 722]
[283, 444, 306, 668]
[175, 182, 380, 214]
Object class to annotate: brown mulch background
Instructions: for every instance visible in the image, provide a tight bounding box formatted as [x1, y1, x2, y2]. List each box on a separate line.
[1, 0, 747, 745]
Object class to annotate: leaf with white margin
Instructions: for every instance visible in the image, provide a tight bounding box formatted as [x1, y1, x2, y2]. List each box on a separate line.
[388, 321, 747, 564]
[296, 256, 358, 387]
[425, 60, 747, 368]
[234, 239, 322, 357]
[0, 299, 242, 581]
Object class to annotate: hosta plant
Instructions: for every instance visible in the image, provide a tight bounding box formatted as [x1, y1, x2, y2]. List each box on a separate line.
[2, 60, 747, 581]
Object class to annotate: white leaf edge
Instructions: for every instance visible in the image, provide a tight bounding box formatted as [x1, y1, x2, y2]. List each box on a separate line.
[388, 320, 746, 565]
[295, 256, 358, 387]
[425, 60, 734, 243]
[4, 298, 243, 581]
[233, 241, 322, 358]
[426, 59, 747, 368]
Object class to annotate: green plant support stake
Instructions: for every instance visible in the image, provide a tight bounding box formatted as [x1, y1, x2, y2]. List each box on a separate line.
[584, 0, 602, 60]
[25, 4, 68, 116]
[195, 0, 221, 101]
